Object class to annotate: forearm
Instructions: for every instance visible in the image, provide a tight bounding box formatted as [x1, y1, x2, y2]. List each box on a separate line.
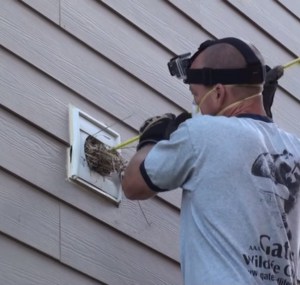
[122, 111, 191, 199]
[122, 144, 156, 200]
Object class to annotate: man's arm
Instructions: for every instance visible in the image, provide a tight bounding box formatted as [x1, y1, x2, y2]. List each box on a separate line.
[122, 112, 191, 200]
[122, 145, 156, 200]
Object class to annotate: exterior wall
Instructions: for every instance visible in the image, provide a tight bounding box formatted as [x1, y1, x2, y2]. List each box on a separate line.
[0, 0, 299, 284]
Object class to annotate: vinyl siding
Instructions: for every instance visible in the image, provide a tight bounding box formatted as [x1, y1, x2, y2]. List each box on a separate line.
[1, 0, 300, 284]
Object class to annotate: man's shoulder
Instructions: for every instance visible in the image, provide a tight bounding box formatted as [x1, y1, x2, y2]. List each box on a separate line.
[186, 115, 237, 128]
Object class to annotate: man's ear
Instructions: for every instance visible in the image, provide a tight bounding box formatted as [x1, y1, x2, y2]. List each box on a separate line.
[215, 84, 226, 105]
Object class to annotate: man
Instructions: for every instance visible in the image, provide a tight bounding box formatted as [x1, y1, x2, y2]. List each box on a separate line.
[122, 37, 300, 285]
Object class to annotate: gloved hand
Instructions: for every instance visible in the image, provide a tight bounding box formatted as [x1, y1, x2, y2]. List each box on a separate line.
[262, 65, 284, 118]
[137, 112, 191, 150]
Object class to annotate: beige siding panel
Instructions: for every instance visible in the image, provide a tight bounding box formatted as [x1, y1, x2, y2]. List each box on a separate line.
[0, 170, 60, 259]
[0, 234, 105, 285]
[227, 0, 300, 99]
[61, 205, 181, 285]
[60, 0, 190, 110]
[0, 48, 180, 208]
[228, 0, 300, 55]
[21, 0, 60, 24]
[0, 111, 66, 199]
[99, 0, 211, 54]
[0, 108, 180, 262]
[0, 0, 183, 131]
[167, 0, 300, 101]
[277, 0, 300, 19]
[0, 47, 137, 146]
[158, 188, 182, 209]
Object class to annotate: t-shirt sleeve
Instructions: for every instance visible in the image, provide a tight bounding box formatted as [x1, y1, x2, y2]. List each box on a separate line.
[140, 123, 195, 192]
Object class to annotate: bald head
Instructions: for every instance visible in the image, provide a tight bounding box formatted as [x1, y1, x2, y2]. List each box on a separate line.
[191, 43, 249, 69]
[191, 41, 265, 97]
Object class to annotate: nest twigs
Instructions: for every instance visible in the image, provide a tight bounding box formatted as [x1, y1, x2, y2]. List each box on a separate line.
[84, 135, 127, 176]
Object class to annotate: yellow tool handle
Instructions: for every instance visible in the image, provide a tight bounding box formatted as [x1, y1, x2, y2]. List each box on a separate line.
[111, 135, 140, 150]
[283, 57, 300, 69]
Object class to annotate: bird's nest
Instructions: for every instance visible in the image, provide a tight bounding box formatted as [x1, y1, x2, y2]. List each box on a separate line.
[84, 135, 127, 176]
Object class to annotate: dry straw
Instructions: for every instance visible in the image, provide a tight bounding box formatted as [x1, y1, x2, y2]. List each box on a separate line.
[84, 135, 127, 176]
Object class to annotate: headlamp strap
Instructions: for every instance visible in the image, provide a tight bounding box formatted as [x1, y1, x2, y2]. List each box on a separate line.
[186, 37, 265, 85]
[186, 66, 264, 85]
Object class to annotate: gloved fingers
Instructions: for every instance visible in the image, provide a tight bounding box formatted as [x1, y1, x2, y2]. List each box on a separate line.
[139, 116, 161, 134]
[265, 65, 284, 84]
[137, 113, 177, 150]
[163, 111, 192, 139]
[140, 111, 191, 136]
[139, 113, 176, 134]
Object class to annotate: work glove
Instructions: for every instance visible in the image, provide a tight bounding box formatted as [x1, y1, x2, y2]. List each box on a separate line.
[137, 112, 191, 150]
[262, 65, 284, 119]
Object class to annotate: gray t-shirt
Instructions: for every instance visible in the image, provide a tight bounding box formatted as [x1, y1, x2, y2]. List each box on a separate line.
[141, 115, 300, 285]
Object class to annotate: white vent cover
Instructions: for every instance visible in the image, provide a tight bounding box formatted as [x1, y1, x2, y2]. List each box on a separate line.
[68, 106, 122, 204]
